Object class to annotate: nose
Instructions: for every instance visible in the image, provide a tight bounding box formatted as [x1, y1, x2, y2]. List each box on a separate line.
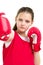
[21, 21, 25, 26]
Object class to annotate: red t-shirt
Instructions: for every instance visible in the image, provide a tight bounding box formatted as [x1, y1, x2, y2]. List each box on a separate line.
[3, 31, 34, 65]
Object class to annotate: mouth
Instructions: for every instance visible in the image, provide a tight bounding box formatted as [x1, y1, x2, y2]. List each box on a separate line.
[20, 26, 25, 29]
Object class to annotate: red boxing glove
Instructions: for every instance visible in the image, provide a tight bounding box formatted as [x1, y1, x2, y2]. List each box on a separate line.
[28, 27, 41, 52]
[0, 13, 11, 41]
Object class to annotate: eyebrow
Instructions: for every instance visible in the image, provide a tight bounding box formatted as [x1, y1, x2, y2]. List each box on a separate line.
[25, 20, 30, 22]
[19, 18, 23, 21]
[18, 18, 30, 23]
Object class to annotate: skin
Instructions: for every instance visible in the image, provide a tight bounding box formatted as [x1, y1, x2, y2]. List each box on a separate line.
[15, 12, 33, 37]
[34, 52, 40, 65]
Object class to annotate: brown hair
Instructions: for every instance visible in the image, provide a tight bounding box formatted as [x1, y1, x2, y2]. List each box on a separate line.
[13, 7, 34, 30]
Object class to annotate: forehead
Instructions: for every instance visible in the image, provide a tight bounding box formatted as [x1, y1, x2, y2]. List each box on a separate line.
[17, 12, 32, 20]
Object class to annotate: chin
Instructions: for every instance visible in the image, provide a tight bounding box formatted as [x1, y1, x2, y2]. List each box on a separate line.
[18, 28, 26, 33]
[19, 29, 26, 33]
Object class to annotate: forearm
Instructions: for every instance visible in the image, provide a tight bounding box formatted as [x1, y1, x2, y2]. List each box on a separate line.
[6, 30, 14, 42]
[34, 52, 40, 65]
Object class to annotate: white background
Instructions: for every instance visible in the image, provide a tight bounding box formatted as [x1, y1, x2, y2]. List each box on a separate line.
[0, 0, 43, 65]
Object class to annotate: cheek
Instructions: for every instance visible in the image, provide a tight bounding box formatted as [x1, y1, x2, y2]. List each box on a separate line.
[17, 22, 21, 28]
[26, 23, 31, 29]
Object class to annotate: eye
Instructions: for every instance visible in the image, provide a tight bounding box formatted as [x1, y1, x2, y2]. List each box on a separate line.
[25, 20, 30, 23]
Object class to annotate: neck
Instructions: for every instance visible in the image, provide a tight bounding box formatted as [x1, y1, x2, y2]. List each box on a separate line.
[16, 30, 27, 37]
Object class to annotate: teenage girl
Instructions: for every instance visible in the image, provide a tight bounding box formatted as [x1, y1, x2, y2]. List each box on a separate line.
[0, 7, 41, 65]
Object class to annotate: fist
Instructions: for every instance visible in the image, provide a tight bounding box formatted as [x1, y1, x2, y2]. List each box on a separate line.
[0, 13, 11, 41]
[28, 27, 41, 52]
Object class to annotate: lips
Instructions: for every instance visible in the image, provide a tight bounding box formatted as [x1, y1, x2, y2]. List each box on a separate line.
[20, 26, 25, 29]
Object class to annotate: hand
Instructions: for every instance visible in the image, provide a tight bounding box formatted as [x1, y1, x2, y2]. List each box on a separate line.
[28, 27, 41, 52]
[31, 34, 37, 44]
[0, 13, 11, 41]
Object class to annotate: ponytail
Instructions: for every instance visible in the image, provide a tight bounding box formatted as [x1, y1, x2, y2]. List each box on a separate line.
[13, 23, 17, 30]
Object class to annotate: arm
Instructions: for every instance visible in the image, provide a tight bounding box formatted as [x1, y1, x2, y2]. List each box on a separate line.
[6, 30, 14, 42]
[34, 52, 40, 65]
[4, 30, 14, 48]
[28, 27, 41, 65]
[32, 34, 41, 65]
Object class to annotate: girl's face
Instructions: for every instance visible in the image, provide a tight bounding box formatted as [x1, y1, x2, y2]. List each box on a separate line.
[15, 12, 33, 33]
